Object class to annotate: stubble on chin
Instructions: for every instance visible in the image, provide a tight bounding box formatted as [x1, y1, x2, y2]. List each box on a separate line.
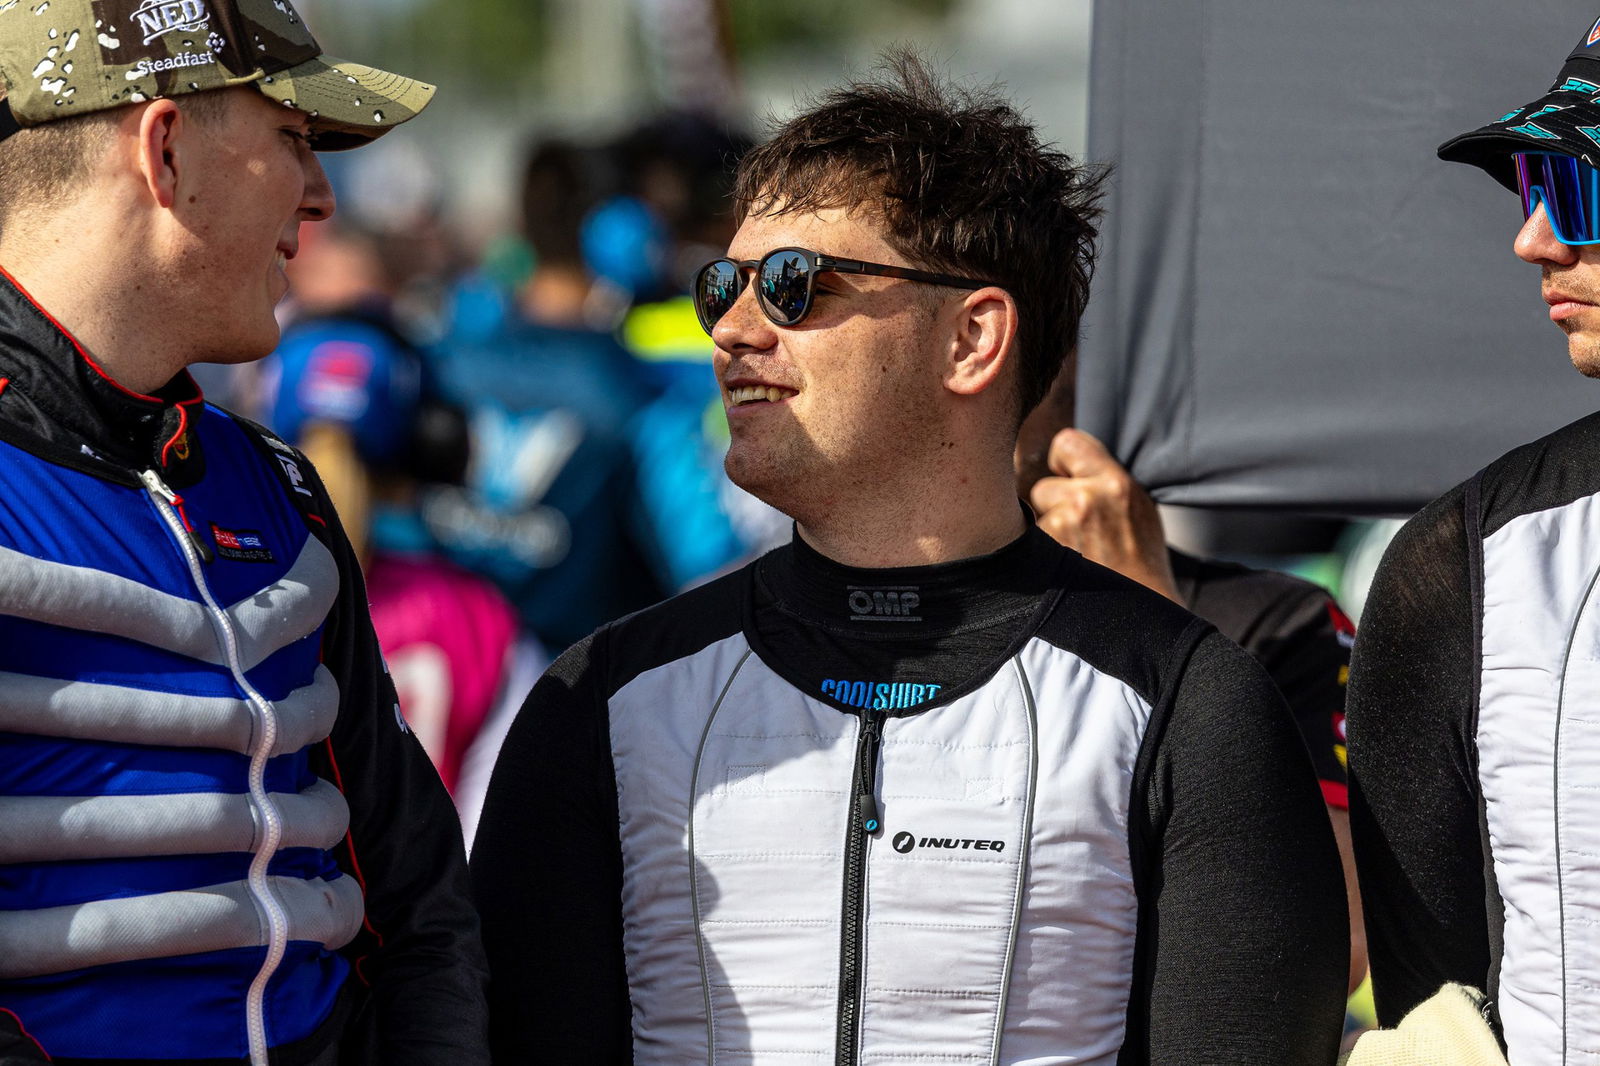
[1570, 338, 1600, 379]
[724, 441, 801, 519]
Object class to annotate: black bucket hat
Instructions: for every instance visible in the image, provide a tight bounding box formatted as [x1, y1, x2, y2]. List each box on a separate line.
[1440, 12, 1600, 192]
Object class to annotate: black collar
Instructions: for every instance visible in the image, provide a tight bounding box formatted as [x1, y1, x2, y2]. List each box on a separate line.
[0, 266, 207, 486]
[756, 521, 1065, 636]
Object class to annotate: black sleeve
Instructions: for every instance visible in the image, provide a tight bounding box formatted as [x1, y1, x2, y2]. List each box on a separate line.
[1125, 630, 1348, 1065]
[1253, 593, 1353, 808]
[1346, 484, 1487, 1026]
[1174, 551, 1352, 806]
[471, 632, 633, 1064]
[306, 458, 492, 1064]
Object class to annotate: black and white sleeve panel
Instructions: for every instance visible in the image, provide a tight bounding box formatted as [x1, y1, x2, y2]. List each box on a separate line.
[1351, 409, 1600, 1057]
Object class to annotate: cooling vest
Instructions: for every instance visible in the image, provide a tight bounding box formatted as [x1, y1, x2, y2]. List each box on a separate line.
[1351, 410, 1600, 1062]
[0, 404, 363, 1061]
[1479, 468, 1600, 1062]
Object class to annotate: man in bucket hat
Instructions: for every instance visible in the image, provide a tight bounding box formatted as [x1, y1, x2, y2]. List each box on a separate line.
[1348, 10, 1600, 1059]
[0, 2, 487, 1064]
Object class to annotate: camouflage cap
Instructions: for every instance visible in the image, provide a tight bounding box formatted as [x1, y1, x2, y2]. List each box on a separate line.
[0, 0, 434, 149]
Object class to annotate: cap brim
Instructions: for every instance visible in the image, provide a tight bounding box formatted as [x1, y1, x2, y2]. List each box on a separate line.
[1439, 58, 1600, 193]
[1438, 129, 1535, 193]
[254, 54, 435, 151]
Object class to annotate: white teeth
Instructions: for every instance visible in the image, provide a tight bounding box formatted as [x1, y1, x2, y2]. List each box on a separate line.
[729, 385, 794, 406]
[274, 252, 286, 269]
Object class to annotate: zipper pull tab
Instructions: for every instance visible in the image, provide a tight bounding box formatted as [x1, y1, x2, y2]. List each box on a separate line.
[140, 469, 215, 564]
[859, 791, 881, 834]
[858, 711, 884, 835]
[189, 529, 215, 564]
[138, 468, 178, 504]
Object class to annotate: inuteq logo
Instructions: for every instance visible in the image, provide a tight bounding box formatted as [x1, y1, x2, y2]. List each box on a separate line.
[131, 0, 209, 46]
[890, 831, 1005, 854]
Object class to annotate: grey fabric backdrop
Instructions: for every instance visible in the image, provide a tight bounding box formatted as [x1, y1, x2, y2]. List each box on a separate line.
[1079, 1, 1600, 513]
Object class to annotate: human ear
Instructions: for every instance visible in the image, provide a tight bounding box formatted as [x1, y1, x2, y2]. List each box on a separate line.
[133, 98, 184, 210]
[944, 286, 1018, 398]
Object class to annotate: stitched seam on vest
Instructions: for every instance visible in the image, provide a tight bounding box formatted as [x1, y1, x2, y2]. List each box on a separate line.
[988, 657, 1038, 1065]
[689, 646, 752, 1066]
[1467, 475, 1506, 1014]
[1554, 556, 1600, 1064]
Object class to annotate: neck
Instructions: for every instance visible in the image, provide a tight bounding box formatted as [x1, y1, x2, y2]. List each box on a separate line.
[0, 216, 180, 396]
[793, 456, 1027, 569]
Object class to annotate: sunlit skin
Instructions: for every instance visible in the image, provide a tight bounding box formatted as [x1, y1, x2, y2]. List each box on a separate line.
[0, 87, 334, 394]
[1515, 201, 1600, 378]
[710, 204, 1023, 568]
[161, 89, 335, 370]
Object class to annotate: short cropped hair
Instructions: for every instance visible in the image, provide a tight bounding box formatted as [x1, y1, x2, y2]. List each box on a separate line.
[733, 50, 1106, 419]
[0, 88, 226, 224]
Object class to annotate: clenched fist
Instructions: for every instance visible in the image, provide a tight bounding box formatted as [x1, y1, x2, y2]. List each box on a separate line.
[1027, 428, 1181, 603]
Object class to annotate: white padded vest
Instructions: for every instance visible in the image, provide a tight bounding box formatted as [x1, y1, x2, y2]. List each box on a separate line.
[607, 632, 1154, 1066]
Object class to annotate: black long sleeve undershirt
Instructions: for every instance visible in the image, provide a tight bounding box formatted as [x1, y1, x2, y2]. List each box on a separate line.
[1347, 485, 1491, 1027]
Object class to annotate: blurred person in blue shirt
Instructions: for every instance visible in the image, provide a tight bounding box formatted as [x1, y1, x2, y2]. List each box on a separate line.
[426, 140, 669, 650]
[261, 224, 542, 843]
[588, 115, 790, 589]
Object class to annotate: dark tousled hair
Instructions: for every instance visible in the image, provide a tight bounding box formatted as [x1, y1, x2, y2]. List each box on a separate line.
[733, 49, 1107, 419]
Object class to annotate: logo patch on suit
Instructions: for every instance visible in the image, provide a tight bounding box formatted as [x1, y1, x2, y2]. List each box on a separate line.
[847, 585, 922, 622]
[277, 455, 314, 497]
[210, 523, 274, 563]
[890, 831, 1006, 855]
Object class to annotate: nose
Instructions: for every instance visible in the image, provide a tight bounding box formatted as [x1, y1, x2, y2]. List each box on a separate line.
[711, 275, 778, 354]
[298, 146, 336, 223]
[1515, 202, 1578, 266]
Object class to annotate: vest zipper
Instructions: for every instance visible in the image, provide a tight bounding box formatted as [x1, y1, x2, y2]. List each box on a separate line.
[836, 708, 884, 1066]
[140, 468, 286, 1066]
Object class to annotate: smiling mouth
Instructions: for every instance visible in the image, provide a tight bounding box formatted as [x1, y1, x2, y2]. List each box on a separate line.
[728, 385, 797, 406]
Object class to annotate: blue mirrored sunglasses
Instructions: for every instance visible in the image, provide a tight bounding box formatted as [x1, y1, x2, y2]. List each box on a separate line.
[1515, 151, 1600, 246]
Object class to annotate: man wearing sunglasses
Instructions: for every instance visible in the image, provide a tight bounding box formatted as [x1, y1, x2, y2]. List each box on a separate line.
[472, 51, 1347, 1063]
[1348, 11, 1600, 1056]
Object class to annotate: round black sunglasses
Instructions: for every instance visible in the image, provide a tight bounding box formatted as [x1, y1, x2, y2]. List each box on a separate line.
[693, 246, 1001, 335]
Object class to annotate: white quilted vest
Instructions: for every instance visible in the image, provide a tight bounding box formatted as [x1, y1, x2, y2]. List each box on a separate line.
[608, 631, 1155, 1066]
[1480, 491, 1600, 1064]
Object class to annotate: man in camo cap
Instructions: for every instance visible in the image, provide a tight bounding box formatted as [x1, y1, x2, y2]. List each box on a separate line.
[0, 3, 487, 1065]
